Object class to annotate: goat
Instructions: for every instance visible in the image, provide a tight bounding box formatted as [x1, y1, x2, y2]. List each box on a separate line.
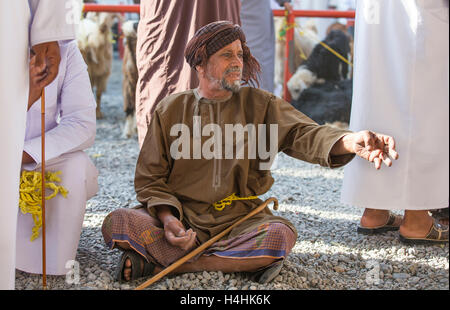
[274, 18, 319, 94]
[121, 20, 139, 138]
[287, 30, 351, 100]
[77, 12, 121, 119]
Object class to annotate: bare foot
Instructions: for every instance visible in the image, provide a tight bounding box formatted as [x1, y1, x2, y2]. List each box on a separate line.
[123, 258, 132, 281]
[439, 218, 449, 226]
[399, 210, 435, 238]
[360, 209, 402, 228]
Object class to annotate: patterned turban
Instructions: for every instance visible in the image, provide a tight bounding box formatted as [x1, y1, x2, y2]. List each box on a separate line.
[184, 20, 261, 87]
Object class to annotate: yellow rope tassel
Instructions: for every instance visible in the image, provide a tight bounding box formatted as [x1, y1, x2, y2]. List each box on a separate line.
[213, 193, 259, 211]
[18, 170, 69, 241]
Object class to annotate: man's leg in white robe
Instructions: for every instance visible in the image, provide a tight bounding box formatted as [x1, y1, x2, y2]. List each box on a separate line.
[16, 151, 98, 276]
[0, 1, 31, 290]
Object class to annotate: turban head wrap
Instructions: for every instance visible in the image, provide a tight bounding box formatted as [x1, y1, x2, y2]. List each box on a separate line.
[185, 21, 261, 87]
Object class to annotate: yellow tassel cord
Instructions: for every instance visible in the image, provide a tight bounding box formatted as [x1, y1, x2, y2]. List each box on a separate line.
[19, 170, 69, 241]
[213, 193, 259, 211]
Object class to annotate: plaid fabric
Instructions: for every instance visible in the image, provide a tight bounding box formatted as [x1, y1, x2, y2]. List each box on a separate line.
[102, 208, 296, 268]
[185, 21, 245, 68]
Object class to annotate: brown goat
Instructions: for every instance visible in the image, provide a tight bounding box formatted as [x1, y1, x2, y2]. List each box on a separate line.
[121, 20, 139, 138]
[77, 12, 122, 119]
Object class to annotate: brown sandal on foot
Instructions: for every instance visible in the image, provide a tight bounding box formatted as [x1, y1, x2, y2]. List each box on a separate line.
[115, 251, 156, 283]
[399, 220, 449, 245]
[357, 212, 401, 235]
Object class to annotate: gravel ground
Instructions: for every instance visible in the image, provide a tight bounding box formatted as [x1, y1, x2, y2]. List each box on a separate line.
[15, 55, 449, 291]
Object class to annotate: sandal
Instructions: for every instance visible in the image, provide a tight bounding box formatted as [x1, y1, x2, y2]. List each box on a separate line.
[430, 207, 449, 225]
[115, 250, 156, 283]
[357, 212, 401, 235]
[248, 260, 284, 284]
[399, 220, 449, 245]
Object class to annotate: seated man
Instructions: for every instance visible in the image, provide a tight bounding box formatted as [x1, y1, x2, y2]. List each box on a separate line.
[17, 40, 98, 275]
[102, 21, 398, 284]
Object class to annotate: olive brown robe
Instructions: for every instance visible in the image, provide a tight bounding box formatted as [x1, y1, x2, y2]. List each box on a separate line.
[134, 87, 355, 244]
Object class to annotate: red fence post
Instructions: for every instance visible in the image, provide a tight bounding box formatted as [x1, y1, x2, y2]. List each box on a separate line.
[283, 8, 294, 102]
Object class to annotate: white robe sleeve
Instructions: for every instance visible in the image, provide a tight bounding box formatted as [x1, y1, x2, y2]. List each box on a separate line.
[23, 41, 96, 169]
[28, 0, 76, 47]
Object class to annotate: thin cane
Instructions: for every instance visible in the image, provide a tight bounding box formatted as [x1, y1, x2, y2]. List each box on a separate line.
[41, 89, 47, 289]
[135, 197, 279, 290]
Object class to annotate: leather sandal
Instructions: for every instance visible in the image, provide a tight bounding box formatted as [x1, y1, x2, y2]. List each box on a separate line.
[430, 207, 449, 225]
[248, 260, 284, 284]
[357, 212, 401, 235]
[115, 250, 156, 283]
[399, 220, 449, 245]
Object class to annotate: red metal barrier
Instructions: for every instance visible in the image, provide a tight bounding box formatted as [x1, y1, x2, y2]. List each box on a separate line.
[272, 9, 355, 18]
[82, 4, 356, 101]
[83, 3, 140, 13]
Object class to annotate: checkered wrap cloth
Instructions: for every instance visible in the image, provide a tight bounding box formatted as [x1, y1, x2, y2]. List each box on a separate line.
[102, 208, 296, 268]
[185, 21, 246, 68]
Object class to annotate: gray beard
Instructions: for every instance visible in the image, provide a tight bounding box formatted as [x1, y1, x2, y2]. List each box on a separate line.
[221, 67, 242, 93]
[221, 78, 241, 93]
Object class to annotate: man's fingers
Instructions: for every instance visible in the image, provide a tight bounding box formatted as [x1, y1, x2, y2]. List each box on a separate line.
[380, 134, 399, 160]
[172, 230, 197, 251]
[36, 68, 57, 88]
[33, 50, 46, 69]
[381, 153, 392, 167]
[374, 157, 381, 170]
[388, 148, 399, 161]
[368, 149, 382, 162]
[363, 131, 375, 151]
[176, 228, 186, 237]
[183, 231, 197, 251]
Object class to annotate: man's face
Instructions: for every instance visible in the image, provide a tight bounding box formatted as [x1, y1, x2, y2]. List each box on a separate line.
[199, 40, 244, 93]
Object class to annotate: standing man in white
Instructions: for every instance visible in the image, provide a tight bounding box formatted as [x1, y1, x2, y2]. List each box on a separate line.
[341, 0, 449, 244]
[0, 0, 76, 289]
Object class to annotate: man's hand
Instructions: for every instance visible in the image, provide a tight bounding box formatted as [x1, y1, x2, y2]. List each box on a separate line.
[30, 41, 61, 89]
[163, 216, 197, 251]
[156, 205, 197, 251]
[22, 151, 36, 165]
[28, 54, 45, 110]
[333, 131, 399, 170]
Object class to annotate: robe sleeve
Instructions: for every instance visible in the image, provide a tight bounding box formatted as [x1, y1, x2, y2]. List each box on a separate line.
[134, 110, 184, 221]
[267, 95, 355, 168]
[28, 0, 76, 47]
[23, 41, 96, 170]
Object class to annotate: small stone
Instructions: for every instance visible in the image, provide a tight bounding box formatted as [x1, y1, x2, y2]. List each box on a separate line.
[202, 271, 211, 280]
[393, 273, 410, 281]
[87, 273, 97, 281]
[334, 266, 346, 273]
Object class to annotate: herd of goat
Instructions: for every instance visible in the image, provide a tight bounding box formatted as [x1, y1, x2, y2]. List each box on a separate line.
[76, 13, 354, 138]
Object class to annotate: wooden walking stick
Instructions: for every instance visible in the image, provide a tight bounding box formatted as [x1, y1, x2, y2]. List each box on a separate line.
[40, 89, 47, 289]
[135, 197, 279, 290]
